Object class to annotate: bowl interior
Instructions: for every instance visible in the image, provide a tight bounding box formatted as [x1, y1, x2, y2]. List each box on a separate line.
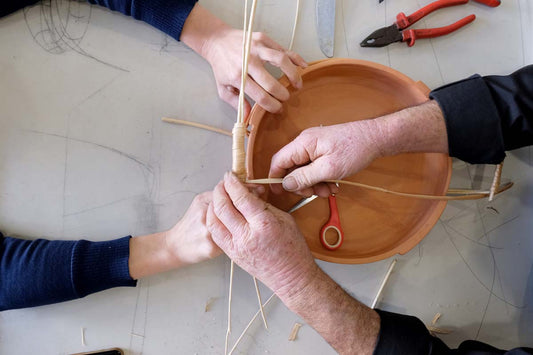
[247, 60, 451, 264]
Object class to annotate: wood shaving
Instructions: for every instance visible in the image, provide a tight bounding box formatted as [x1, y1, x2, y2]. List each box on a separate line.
[205, 297, 217, 312]
[81, 327, 86, 346]
[427, 313, 453, 336]
[288, 322, 303, 341]
[427, 326, 453, 335]
[431, 312, 441, 325]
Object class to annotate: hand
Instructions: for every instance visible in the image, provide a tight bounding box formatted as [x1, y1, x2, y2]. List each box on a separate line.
[206, 174, 381, 355]
[180, 4, 307, 117]
[165, 192, 222, 265]
[269, 100, 449, 197]
[269, 120, 383, 198]
[206, 173, 319, 300]
[129, 192, 221, 279]
[203, 27, 307, 116]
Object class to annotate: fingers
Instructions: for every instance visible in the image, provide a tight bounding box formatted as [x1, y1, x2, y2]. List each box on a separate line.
[218, 85, 252, 118]
[248, 63, 290, 102]
[244, 78, 283, 113]
[255, 32, 286, 52]
[286, 50, 308, 68]
[195, 191, 213, 206]
[257, 47, 303, 90]
[256, 33, 309, 68]
[269, 135, 314, 178]
[206, 202, 233, 252]
[282, 160, 335, 192]
[211, 180, 248, 237]
[269, 138, 314, 194]
[224, 173, 269, 222]
[313, 183, 332, 198]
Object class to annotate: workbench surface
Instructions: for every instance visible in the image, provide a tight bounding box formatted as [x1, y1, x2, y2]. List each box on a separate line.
[0, 1, 532, 354]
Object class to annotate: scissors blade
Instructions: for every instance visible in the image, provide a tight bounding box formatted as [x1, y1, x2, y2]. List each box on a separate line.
[288, 195, 318, 214]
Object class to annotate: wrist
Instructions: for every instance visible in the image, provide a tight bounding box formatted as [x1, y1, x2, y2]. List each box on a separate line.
[128, 232, 175, 279]
[275, 263, 325, 309]
[180, 3, 230, 61]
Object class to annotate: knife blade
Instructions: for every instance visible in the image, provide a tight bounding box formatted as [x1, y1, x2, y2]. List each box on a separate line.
[316, 0, 335, 58]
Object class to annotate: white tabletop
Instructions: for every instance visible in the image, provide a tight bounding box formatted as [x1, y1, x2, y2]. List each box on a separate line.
[0, 0, 532, 354]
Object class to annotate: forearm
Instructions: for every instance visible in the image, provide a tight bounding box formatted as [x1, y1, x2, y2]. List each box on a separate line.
[180, 3, 229, 59]
[279, 268, 380, 354]
[129, 231, 179, 279]
[368, 100, 449, 158]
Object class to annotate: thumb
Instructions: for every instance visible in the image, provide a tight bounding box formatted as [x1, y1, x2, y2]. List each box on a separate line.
[282, 160, 332, 192]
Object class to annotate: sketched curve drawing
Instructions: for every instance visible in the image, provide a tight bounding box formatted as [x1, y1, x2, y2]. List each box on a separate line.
[23, 0, 127, 71]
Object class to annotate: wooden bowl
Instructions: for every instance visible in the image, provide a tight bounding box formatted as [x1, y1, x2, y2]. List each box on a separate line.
[246, 59, 451, 264]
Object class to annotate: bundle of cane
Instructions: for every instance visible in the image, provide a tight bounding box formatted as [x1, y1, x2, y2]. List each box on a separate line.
[225, 1, 268, 355]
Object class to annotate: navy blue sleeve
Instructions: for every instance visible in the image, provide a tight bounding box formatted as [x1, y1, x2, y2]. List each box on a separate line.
[1, 0, 198, 41]
[430, 65, 533, 164]
[0, 0, 39, 17]
[373, 310, 533, 355]
[88, 0, 197, 41]
[0, 231, 136, 311]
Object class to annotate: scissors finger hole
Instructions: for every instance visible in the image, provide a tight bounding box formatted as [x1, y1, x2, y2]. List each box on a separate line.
[321, 226, 343, 250]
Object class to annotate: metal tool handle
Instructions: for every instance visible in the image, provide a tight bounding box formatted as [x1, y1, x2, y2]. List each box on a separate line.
[319, 195, 344, 250]
[402, 14, 475, 46]
[396, 0, 468, 29]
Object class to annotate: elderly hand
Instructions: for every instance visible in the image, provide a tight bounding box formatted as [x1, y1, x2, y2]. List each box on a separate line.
[180, 4, 307, 117]
[269, 120, 383, 198]
[268, 100, 449, 197]
[206, 173, 319, 299]
[206, 174, 381, 355]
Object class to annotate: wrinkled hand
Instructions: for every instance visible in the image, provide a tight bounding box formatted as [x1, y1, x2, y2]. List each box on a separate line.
[206, 173, 319, 299]
[166, 192, 222, 265]
[269, 120, 384, 198]
[203, 27, 307, 116]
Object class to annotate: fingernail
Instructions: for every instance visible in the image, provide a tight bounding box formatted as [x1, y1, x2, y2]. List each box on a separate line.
[283, 176, 298, 191]
[302, 61, 309, 68]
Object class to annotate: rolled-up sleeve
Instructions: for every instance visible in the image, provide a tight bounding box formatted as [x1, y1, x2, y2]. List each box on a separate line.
[430, 65, 533, 165]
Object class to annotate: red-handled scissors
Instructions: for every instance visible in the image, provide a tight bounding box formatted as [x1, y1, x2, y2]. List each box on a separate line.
[360, 0, 496, 48]
[320, 195, 344, 251]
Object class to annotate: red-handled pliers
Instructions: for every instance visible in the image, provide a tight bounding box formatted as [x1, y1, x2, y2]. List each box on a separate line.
[361, 0, 496, 48]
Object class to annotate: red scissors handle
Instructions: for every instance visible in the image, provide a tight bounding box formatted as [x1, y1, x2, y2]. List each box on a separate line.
[402, 14, 475, 47]
[320, 195, 344, 251]
[396, 0, 468, 29]
[473, 0, 500, 7]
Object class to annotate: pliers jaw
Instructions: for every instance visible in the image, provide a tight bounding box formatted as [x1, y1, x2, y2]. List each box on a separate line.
[360, 24, 402, 48]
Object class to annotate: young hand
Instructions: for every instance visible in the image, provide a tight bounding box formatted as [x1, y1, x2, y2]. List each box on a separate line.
[180, 4, 307, 117]
[129, 192, 221, 279]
